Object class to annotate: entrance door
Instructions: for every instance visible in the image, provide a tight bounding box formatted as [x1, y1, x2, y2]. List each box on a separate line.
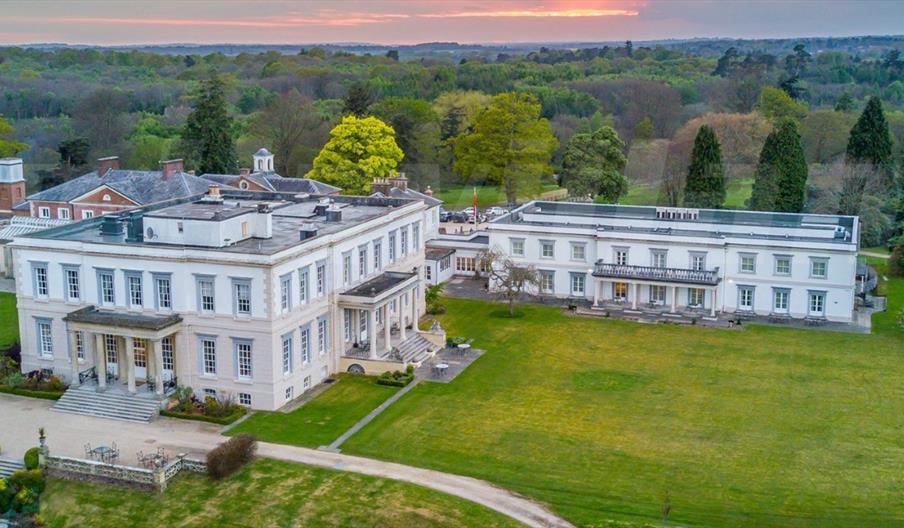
[161, 337, 175, 382]
[105, 335, 119, 377]
[133, 338, 147, 379]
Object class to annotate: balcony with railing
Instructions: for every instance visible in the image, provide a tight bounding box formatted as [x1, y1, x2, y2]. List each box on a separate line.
[592, 261, 720, 285]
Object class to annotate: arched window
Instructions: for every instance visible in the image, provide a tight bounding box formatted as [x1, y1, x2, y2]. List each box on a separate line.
[239, 180, 249, 190]
[102, 194, 112, 202]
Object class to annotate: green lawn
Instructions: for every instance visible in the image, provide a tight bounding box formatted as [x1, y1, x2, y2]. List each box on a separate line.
[436, 184, 559, 209]
[341, 289, 904, 528]
[0, 292, 19, 349]
[866, 257, 904, 337]
[228, 374, 399, 448]
[861, 246, 891, 256]
[617, 178, 753, 209]
[41, 457, 521, 528]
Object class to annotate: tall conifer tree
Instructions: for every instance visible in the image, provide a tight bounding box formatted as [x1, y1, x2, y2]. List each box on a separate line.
[750, 119, 808, 212]
[179, 74, 237, 174]
[846, 96, 893, 179]
[683, 125, 725, 208]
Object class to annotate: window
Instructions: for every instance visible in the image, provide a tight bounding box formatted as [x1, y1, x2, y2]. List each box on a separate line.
[690, 253, 706, 271]
[102, 194, 111, 202]
[426, 265, 432, 282]
[810, 258, 828, 279]
[808, 291, 826, 316]
[177, 222, 184, 233]
[650, 285, 666, 304]
[540, 240, 555, 259]
[317, 316, 328, 356]
[304, 376, 312, 390]
[58, 208, 70, 220]
[72, 331, 84, 360]
[400, 227, 408, 256]
[650, 250, 667, 268]
[133, 338, 147, 369]
[540, 271, 555, 293]
[32, 263, 48, 298]
[280, 274, 292, 312]
[774, 255, 792, 276]
[36, 319, 53, 357]
[231, 279, 251, 316]
[125, 271, 143, 308]
[570, 273, 585, 296]
[105, 335, 118, 365]
[358, 245, 368, 278]
[614, 248, 629, 266]
[342, 252, 352, 285]
[412, 222, 420, 249]
[196, 276, 215, 313]
[739, 254, 757, 273]
[238, 393, 251, 406]
[161, 338, 174, 371]
[38, 207, 50, 218]
[343, 309, 352, 342]
[373, 239, 382, 270]
[154, 274, 172, 310]
[510, 238, 525, 257]
[456, 257, 476, 272]
[285, 386, 294, 401]
[440, 255, 451, 272]
[316, 261, 326, 296]
[773, 288, 790, 313]
[358, 310, 367, 338]
[203, 388, 217, 398]
[281, 334, 293, 374]
[200, 337, 217, 375]
[236, 340, 253, 379]
[688, 288, 705, 307]
[298, 267, 309, 305]
[613, 282, 628, 300]
[97, 269, 115, 305]
[738, 286, 755, 310]
[300, 325, 311, 364]
[241, 221, 249, 237]
[571, 243, 586, 262]
[82, 210, 94, 219]
[388, 232, 397, 262]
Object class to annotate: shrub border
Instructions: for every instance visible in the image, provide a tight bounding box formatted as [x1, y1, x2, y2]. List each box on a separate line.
[160, 408, 246, 425]
[0, 385, 64, 400]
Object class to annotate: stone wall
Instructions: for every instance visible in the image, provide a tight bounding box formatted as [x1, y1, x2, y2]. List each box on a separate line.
[44, 453, 208, 492]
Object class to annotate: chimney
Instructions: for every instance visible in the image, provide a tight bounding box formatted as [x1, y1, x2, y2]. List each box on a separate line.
[97, 156, 119, 176]
[424, 185, 433, 197]
[160, 159, 184, 180]
[390, 172, 408, 191]
[239, 168, 251, 177]
[371, 176, 392, 195]
[207, 184, 222, 199]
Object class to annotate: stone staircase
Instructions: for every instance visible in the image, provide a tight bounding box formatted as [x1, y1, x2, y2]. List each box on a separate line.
[51, 387, 161, 423]
[0, 457, 24, 478]
[394, 334, 437, 365]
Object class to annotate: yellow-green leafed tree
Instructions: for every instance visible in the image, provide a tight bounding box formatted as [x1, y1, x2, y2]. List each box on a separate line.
[0, 117, 27, 158]
[307, 115, 404, 195]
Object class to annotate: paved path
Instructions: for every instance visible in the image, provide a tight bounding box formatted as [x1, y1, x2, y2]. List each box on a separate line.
[0, 277, 15, 293]
[860, 251, 890, 259]
[326, 379, 420, 451]
[0, 393, 573, 528]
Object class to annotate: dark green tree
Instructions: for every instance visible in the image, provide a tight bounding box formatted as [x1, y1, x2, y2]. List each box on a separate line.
[342, 83, 373, 117]
[749, 119, 808, 212]
[178, 74, 237, 174]
[683, 125, 725, 208]
[561, 126, 628, 202]
[834, 92, 855, 112]
[846, 96, 893, 179]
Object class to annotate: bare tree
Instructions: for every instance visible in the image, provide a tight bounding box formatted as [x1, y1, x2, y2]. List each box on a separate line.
[478, 246, 540, 317]
[818, 161, 884, 215]
[252, 90, 327, 176]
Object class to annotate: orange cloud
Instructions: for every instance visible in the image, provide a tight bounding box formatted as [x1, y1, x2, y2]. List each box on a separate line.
[420, 8, 639, 18]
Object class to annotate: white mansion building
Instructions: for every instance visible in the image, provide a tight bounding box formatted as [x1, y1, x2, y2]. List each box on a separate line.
[12, 186, 441, 411]
[486, 202, 859, 322]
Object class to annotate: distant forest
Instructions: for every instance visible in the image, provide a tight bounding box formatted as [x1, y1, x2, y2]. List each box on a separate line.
[3, 35, 904, 247]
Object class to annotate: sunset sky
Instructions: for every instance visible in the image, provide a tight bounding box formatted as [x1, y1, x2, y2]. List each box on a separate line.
[1, 1, 902, 45]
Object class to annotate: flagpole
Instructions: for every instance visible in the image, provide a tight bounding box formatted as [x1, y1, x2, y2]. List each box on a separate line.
[473, 187, 478, 228]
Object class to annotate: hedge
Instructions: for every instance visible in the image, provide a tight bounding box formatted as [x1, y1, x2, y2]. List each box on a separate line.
[160, 407, 246, 425]
[0, 385, 64, 400]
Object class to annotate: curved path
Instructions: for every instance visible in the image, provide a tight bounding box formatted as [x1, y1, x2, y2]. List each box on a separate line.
[0, 394, 573, 528]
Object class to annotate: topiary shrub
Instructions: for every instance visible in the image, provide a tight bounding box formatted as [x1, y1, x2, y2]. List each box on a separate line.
[23, 447, 40, 470]
[8, 469, 46, 495]
[206, 434, 256, 480]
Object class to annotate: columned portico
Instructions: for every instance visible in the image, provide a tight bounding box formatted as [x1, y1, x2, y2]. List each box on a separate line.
[591, 262, 722, 317]
[63, 306, 182, 396]
[339, 271, 421, 360]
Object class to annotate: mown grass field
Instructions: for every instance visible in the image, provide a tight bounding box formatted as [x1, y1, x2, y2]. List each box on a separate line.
[0, 292, 19, 349]
[616, 178, 754, 209]
[227, 374, 398, 448]
[41, 458, 521, 528]
[342, 285, 904, 528]
[436, 183, 560, 209]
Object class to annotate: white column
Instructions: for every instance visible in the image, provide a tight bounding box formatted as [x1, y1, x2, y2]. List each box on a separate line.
[710, 287, 717, 317]
[152, 338, 164, 396]
[352, 310, 360, 344]
[368, 308, 378, 359]
[125, 336, 136, 394]
[411, 289, 419, 331]
[399, 295, 407, 341]
[95, 333, 106, 390]
[592, 280, 600, 307]
[671, 286, 678, 313]
[383, 304, 391, 353]
[632, 283, 639, 310]
[68, 331, 80, 387]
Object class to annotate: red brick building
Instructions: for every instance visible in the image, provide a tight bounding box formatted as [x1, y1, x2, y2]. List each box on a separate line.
[0, 158, 27, 216]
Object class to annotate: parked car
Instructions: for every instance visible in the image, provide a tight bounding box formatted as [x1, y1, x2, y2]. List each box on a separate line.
[439, 209, 453, 222]
[448, 212, 470, 223]
[460, 206, 476, 216]
[486, 206, 508, 216]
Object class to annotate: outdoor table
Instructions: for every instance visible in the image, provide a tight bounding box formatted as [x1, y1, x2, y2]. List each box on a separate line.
[457, 343, 471, 356]
[91, 446, 113, 462]
[435, 363, 449, 376]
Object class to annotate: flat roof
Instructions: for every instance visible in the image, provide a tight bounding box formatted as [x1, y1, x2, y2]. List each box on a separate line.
[63, 306, 182, 330]
[19, 191, 421, 256]
[343, 272, 415, 297]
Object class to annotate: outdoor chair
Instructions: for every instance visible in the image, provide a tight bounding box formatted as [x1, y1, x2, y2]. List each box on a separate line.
[84, 443, 92, 459]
